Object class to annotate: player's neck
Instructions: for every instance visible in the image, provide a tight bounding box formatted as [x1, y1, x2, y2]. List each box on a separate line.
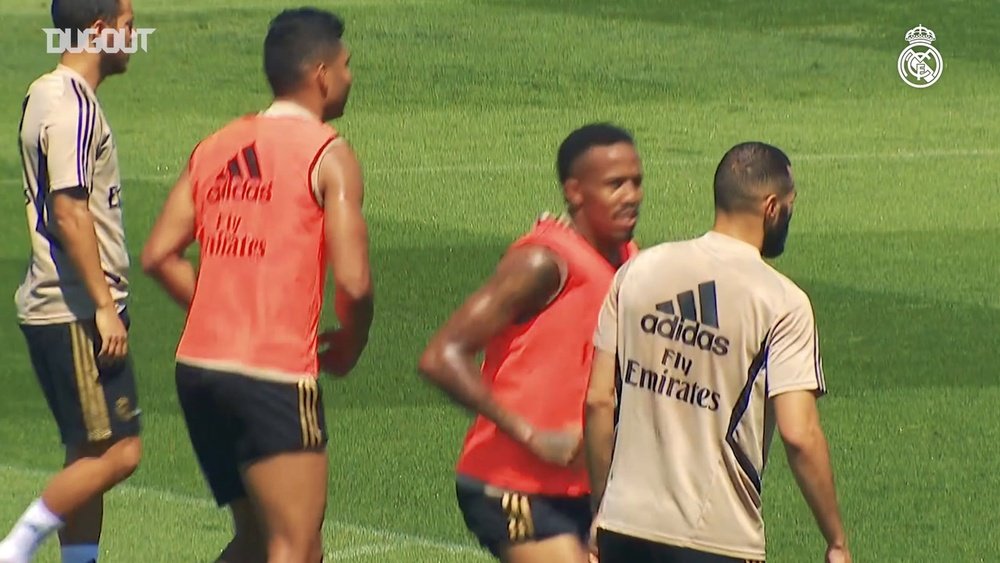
[58, 55, 104, 91]
[567, 214, 623, 267]
[711, 214, 764, 254]
[272, 95, 323, 121]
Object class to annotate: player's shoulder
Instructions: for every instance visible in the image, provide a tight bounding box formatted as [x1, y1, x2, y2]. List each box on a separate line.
[24, 71, 73, 115]
[502, 214, 570, 265]
[192, 115, 255, 152]
[628, 237, 699, 268]
[757, 260, 813, 312]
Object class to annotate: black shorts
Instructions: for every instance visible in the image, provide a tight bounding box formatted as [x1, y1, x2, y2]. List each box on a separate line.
[455, 474, 593, 559]
[175, 362, 328, 507]
[19, 309, 141, 448]
[597, 529, 764, 563]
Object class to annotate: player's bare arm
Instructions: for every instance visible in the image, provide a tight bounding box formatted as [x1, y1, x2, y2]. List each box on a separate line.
[584, 348, 617, 512]
[418, 246, 583, 466]
[50, 187, 127, 362]
[317, 139, 374, 376]
[140, 169, 197, 309]
[773, 390, 851, 561]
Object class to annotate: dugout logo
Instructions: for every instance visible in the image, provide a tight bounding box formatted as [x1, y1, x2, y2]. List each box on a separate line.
[43, 27, 155, 54]
[640, 280, 731, 356]
[898, 25, 942, 88]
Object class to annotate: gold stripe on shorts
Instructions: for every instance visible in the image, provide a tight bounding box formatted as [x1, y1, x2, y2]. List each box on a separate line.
[70, 323, 111, 442]
[519, 493, 535, 540]
[501, 492, 535, 543]
[297, 379, 322, 448]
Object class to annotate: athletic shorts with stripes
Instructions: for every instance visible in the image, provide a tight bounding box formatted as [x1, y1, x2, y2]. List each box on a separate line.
[174, 362, 327, 506]
[19, 308, 141, 448]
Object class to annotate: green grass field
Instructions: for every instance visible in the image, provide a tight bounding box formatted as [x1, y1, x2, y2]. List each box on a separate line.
[1, 0, 999, 561]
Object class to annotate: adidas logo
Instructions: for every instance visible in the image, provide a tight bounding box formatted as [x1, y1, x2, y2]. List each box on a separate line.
[224, 143, 263, 179]
[207, 143, 272, 204]
[640, 280, 731, 356]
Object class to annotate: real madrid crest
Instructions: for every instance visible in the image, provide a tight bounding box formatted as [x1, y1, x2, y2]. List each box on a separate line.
[898, 25, 942, 88]
[115, 397, 134, 421]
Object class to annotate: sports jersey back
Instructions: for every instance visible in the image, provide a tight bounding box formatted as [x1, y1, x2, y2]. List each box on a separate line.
[175, 102, 339, 381]
[16, 65, 129, 324]
[592, 231, 826, 560]
[456, 217, 638, 496]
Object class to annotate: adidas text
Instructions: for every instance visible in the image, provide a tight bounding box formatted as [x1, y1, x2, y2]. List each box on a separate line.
[640, 314, 730, 356]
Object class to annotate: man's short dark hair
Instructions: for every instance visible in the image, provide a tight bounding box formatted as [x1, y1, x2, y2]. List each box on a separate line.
[713, 142, 793, 213]
[51, 0, 121, 33]
[264, 8, 345, 97]
[556, 123, 635, 184]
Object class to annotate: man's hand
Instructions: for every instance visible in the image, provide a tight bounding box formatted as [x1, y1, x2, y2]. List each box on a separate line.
[826, 544, 851, 563]
[317, 328, 364, 377]
[525, 425, 583, 466]
[95, 303, 127, 363]
[587, 520, 600, 563]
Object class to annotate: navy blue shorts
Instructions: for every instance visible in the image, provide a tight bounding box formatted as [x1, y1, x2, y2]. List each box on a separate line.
[20, 309, 141, 448]
[597, 529, 764, 563]
[455, 474, 592, 559]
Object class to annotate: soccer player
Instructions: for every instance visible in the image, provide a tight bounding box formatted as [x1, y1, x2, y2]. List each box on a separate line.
[0, 2, 143, 563]
[140, 8, 372, 563]
[418, 123, 643, 563]
[585, 142, 851, 563]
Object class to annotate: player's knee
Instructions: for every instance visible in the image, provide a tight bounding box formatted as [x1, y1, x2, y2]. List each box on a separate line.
[233, 529, 266, 557]
[267, 530, 318, 563]
[108, 436, 142, 481]
[220, 533, 267, 563]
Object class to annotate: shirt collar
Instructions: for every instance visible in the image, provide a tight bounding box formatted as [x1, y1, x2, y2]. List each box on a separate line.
[260, 100, 320, 122]
[701, 230, 762, 259]
[55, 64, 95, 97]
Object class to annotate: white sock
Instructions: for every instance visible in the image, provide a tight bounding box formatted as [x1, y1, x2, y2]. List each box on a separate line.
[61, 544, 98, 563]
[0, 499, 64, 560]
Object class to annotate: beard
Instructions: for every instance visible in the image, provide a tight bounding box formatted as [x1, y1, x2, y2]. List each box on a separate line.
[100, 52, 130, 76]
[761, 206, 792, 258]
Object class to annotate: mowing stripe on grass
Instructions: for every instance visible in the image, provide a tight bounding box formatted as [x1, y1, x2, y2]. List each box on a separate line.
[0, 463, 488, 559]
[0, 147, 995, 186]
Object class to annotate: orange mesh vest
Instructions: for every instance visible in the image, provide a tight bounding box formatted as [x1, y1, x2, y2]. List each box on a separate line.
[175, 112, 338, 380]
[455, 218, 639, 496]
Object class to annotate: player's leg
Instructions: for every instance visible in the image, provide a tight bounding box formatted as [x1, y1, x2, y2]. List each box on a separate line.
[455, 477, 590, 563]
[0, 319, 141, 563]
[43, 436, 142, 545]
[241, 452, 328, 562]
[233, 377, 329, 563]
[216, 499, 266, 563]
[503, 536, 589, 563]
[175, 364, 264, 563]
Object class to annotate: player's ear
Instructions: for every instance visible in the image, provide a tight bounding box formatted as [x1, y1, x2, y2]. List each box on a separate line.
[563, 178, 583, 209]
[762, 193, 780, 221]
[314, 62, 330, 95]
[90, 18, 108, 36]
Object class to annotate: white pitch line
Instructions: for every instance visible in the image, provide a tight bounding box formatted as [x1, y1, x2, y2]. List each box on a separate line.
[0, 147, 996, 186]
[0, 463, 487, 558]
[327, 544, 404, 560]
